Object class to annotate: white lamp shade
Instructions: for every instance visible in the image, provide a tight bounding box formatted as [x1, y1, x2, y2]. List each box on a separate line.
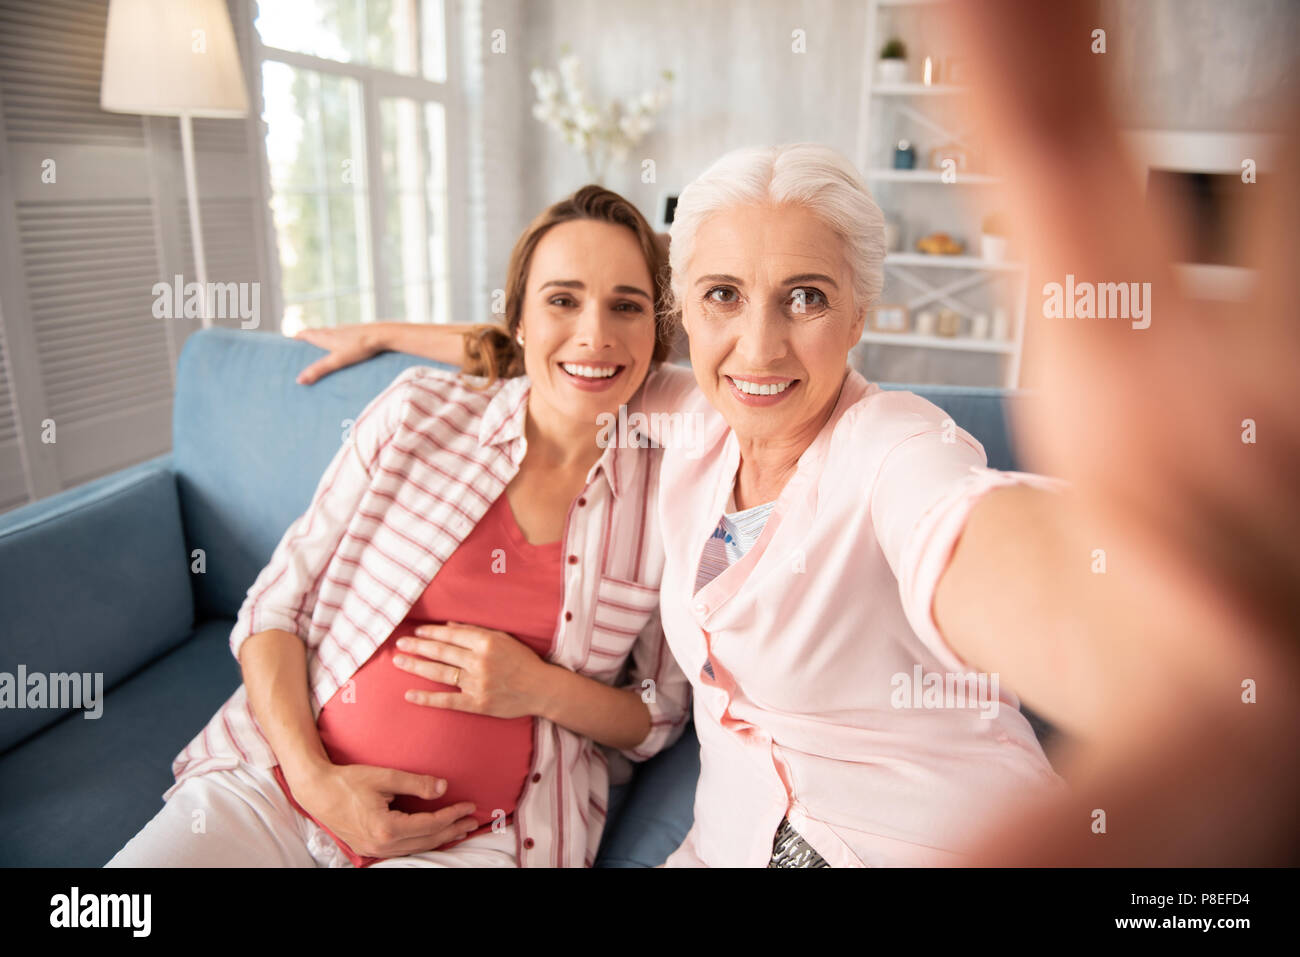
[101, 0, 249, 118]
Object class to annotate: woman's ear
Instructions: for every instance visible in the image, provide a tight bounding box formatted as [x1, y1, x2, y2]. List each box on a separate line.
[849, 302, 868, 344]
[678, 305, 694, 343]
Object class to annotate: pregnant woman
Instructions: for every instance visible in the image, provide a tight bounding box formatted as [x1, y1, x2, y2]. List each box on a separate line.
[106, 185, 690, 868]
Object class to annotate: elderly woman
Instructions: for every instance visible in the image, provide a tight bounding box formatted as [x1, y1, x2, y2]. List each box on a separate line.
[640, 144, 1071, 867]
[299, 144, 1082, 867]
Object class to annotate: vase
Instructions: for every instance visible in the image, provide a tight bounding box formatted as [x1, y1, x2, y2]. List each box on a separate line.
[980, 234, 1008, 262]
[876, 59, 907, 84]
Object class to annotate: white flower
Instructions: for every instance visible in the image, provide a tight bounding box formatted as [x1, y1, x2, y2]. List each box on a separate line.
[558, 55, 585, 100]
[530, 55, 672, 171]
[531, 70, 560, 103]
[620, 113, 652, 142]
[574, 104, 601, 133]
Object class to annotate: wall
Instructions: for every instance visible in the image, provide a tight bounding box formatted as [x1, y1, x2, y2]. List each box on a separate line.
[473, 0, 1297, 385]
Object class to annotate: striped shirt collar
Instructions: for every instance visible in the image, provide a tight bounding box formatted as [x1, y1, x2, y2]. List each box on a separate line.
[477, 374, 532, 450]
[475, 373, 638, 500]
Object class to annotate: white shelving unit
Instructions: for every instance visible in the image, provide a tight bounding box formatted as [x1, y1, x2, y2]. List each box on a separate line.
[856, 0, 1028, 388]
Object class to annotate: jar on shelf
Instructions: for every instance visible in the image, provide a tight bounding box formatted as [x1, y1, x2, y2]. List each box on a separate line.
[936, 309, 962, 338]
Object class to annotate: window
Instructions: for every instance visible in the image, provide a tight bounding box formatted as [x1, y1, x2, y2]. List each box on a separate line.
[253, 0, 460, 334]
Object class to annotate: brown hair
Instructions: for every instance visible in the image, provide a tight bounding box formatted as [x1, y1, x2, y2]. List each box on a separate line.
[462, 184, 675, 384]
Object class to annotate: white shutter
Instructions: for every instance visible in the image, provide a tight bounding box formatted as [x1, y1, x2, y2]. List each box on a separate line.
[0, 305, 26, 510]
[0, 0, 144, 149]
[0, 0, 175, 496]
[0, 0, 273, 509]
[15, 198, 174, 433]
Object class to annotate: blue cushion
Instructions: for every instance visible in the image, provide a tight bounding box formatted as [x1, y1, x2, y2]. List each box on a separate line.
[172, 328, 454, 619]
[0, 617, 241, 866]
[0, 456, 193, 751]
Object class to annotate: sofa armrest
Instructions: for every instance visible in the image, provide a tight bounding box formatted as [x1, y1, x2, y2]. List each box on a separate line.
[0, 456, 194, 753]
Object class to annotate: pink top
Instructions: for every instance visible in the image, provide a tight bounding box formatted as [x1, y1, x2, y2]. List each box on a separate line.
[637, 365, 1066, 867]
[272, 492, 563, 867]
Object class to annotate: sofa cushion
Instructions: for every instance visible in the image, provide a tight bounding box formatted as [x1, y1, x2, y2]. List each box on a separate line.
[172, 328, 452, 619]
[0, 456, 193, 752]
[0, 617, 241, 866]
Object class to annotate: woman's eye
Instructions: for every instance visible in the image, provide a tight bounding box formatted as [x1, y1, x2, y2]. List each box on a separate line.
[548, 295, 576, 308]
[789, 287, 827, 311]
[614, 301, 645, 313]
[705, 286, 739, 304]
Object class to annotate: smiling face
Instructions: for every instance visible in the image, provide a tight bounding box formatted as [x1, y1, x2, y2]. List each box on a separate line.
[680, 202, 866, 447]
[517, 218, 658, 432]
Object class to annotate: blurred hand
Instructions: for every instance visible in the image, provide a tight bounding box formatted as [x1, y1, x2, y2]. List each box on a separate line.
[948, 0, 1300, 864]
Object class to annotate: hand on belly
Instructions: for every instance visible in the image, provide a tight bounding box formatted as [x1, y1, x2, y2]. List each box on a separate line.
[316, 627, 537, 828]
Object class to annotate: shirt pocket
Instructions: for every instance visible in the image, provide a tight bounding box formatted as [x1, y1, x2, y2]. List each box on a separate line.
[584, 575, 660, 681]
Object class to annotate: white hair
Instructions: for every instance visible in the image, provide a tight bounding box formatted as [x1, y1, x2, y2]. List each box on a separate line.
[667, 143, 887, 320]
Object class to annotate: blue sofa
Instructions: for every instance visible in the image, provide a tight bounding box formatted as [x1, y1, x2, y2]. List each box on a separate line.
[0, 327, 1046, 867]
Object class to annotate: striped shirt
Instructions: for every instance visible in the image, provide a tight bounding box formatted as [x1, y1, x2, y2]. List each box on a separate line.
[167, 365, 692, 868]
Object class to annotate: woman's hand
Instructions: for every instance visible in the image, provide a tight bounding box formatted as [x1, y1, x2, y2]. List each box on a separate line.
[294, 324, 389, 384]
[285, 759, 480, 860]
[393, 623, 551, 719]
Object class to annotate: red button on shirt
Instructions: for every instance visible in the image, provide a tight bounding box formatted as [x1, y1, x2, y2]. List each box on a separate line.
[523, 838, 535, 849]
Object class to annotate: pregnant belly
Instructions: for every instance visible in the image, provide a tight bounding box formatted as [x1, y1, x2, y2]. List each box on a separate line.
[315, 627, 534, 826]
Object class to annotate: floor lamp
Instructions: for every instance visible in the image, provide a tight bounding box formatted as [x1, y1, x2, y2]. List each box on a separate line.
[100, 0, 250, 328]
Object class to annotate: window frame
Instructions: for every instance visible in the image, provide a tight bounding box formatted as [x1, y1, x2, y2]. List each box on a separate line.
[249, 0, 470, 331]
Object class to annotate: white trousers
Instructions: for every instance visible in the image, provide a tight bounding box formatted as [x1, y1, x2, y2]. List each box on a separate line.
[105, 762, 518, 868]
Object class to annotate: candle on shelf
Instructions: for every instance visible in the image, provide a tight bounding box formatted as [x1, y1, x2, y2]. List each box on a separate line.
[923, 56, 935, 86]
[992, 307, 1010, 340]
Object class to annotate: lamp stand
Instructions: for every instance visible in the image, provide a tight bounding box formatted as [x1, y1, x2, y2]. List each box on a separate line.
[178, 111, 211, 328]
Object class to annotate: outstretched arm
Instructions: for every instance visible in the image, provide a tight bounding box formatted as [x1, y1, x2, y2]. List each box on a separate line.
[294, 322, 483, 384]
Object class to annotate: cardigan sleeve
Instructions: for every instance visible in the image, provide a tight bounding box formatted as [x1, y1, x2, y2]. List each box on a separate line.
[866, 391, 1068, 673]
